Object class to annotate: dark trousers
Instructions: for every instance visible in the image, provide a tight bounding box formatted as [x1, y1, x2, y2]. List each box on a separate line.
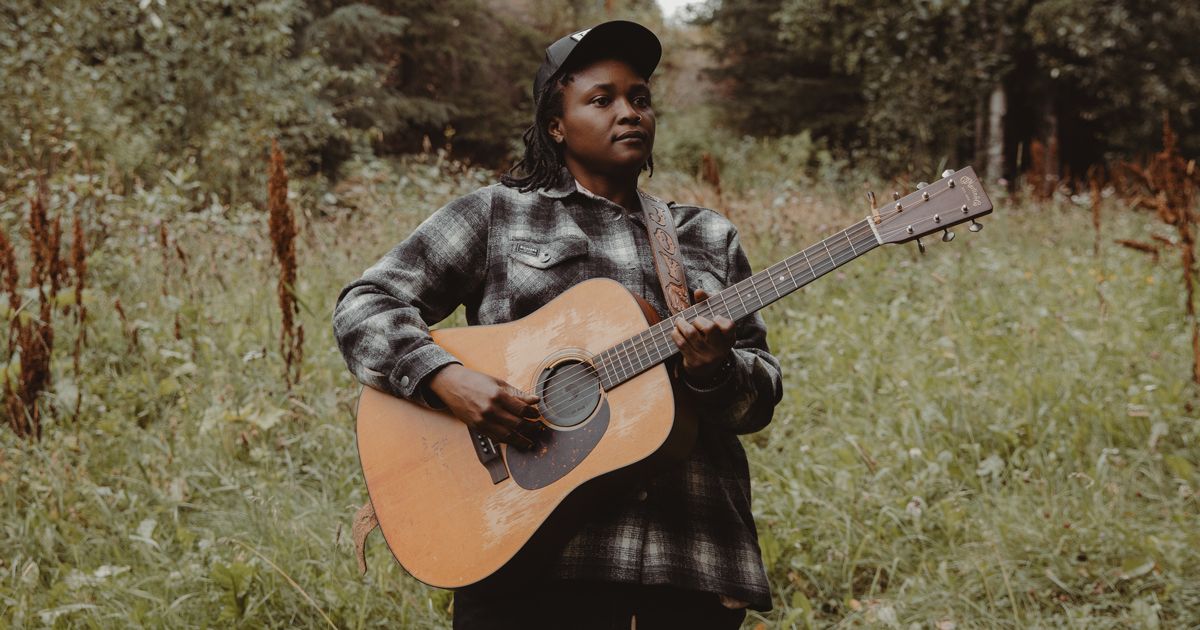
[452, 580, 747, 630]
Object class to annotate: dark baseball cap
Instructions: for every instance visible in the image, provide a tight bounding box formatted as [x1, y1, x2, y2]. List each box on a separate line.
[533, 20, 662, 102]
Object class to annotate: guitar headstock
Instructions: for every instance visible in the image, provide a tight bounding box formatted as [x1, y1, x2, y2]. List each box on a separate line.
[871, 166, 993, 248]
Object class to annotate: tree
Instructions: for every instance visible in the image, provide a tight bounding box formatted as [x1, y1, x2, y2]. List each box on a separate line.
[702, 0, 1200, 181]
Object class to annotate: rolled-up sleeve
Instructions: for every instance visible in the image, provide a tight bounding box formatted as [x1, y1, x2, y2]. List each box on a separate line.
[681, 227, 783, 434]
[332, 189, 490, 407]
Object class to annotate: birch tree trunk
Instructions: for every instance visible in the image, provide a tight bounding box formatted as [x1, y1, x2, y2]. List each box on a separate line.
[986, 82, 1006, 183]
[974, 93, 987, 170]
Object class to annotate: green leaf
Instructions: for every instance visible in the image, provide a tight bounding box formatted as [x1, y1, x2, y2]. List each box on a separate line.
[1164, 454, 1195, 481]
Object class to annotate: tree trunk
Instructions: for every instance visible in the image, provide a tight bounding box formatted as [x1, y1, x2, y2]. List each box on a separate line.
[985, 82, 1006, 183]
[1042, 99, 1060, 196]
[974, 93, 987, 170]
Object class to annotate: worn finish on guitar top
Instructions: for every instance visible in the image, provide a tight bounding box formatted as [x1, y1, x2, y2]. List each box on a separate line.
[356, 278, 691, 589]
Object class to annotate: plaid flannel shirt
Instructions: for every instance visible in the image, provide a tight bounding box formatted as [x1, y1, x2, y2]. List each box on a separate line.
[333, 170, 782, 610]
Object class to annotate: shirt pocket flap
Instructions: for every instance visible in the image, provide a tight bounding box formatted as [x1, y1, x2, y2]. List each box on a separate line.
[508, 237, 589, 270]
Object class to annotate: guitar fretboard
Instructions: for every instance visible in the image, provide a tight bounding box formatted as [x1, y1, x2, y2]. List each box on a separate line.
[593, 219, 880, 390]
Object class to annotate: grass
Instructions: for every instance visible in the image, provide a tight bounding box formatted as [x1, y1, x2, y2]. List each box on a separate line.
[1, 156, 1198, 628]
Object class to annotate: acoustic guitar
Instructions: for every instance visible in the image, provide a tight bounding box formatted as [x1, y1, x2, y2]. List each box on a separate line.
[355, 167, 994, 589]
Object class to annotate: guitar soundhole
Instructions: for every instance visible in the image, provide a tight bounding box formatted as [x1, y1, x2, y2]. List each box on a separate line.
[536, 360, 601, 429]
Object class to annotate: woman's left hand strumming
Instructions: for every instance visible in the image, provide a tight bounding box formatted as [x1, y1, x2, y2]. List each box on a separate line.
[671, 289, 736, 385]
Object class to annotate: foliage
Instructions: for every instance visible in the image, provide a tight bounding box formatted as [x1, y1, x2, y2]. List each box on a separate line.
[302, 1, 545, 166]
[699, 0, 1200, 176]
[2, 1, 1199, 626]
[1025, 0, 1200, 159]
[2, 156, 1198, 626]
[0, 1, 553, 200]
[0, 0, 347, 199]
[694, 0, 864, 142]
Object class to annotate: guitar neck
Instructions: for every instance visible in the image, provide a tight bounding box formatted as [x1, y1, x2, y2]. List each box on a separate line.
[594, 218, 881, 390]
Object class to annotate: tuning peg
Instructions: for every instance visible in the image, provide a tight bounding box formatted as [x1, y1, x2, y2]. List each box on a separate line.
[969, 220, 983, 232]
[892, 191, 900, 201]
[916, 237, 926, 254]
[942, 169, 955, 178]
[916, 181, 929, 189]
[942, 228, 955, 242]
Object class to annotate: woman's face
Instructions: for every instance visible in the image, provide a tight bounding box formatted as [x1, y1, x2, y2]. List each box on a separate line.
[549, 58, 655, 179]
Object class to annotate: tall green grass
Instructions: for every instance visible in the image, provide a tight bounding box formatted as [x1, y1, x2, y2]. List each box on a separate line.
[1, 156, 1196, 628]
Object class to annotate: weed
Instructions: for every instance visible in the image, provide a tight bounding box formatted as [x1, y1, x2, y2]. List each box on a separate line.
[268, 139, 303, 389]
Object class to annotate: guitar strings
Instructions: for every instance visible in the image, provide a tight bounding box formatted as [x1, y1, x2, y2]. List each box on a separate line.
[523, 222, 877, 416]
[525, 218, 883, 414]
[528, 215, 887, 411]
[516, 181, 968, 418]
[525, 202, 954, 420]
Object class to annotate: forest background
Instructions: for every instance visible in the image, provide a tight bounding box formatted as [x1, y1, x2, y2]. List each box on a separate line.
[2, 0, 1198, 627]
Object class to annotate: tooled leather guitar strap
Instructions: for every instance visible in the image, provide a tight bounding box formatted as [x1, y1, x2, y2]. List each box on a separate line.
[637, 191, 692, 316]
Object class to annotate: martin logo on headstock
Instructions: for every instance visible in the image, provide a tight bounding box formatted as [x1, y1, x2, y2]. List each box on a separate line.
[959, 173, 985, 208]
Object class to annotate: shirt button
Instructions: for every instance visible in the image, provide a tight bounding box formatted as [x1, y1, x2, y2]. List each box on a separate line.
[636, 489, 648, 501]
[399, 375, 410, 388]
[539, 251, 551, 263]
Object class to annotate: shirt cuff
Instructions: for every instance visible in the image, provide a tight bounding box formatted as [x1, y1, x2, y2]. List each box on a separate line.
[387, 342, 461, 409]
[680, 353, 737, 397]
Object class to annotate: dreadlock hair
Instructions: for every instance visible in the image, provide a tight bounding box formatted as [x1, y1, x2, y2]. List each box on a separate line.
[501, 64, 655, 193]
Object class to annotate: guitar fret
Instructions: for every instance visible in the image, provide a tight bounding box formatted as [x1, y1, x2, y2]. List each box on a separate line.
[733, 282, 749, 320]
[800, 249, 816, 280]
[747, 270, 765, 309]
[625, 338, 639, 376]
[596, 219, 882, 391]
[617, 340, 633, 379]
[631, 330, 652, 375]
[765, 262, 782, 300]
[646, 331, 663, 366]
[597, 358, 610, 389]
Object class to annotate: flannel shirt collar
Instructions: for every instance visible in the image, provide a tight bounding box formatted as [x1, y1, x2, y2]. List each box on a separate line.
[535, 167, 579, 199]
[536, 168, 648, 217]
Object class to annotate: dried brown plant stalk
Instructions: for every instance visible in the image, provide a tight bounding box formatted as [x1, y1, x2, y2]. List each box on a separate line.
[268, 139, 303, 388]
[3, 183, 63, 439]
[1, 229, 19, 431]
[1115, 239, 1161, 262]
[0, 229, 18, 348]
[1120, 113, 1200, 384]
[113, 297, 138, 349]
[1087, 166, 1103, 256]
[159, 222, 172, 298]
[700, 152, 723, 202]
[70, 207, 87, 420]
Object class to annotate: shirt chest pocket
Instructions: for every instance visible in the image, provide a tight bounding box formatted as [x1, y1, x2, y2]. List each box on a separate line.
[505, 236, 590, 317]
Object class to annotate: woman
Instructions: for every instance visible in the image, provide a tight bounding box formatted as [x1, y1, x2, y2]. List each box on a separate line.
[333, 20, 782, 629]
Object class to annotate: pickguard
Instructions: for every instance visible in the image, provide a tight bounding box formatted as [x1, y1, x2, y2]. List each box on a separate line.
[505, 398, 610, 490]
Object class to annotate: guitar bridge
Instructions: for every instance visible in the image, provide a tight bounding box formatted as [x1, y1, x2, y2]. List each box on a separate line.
[470, 429, 509, 484]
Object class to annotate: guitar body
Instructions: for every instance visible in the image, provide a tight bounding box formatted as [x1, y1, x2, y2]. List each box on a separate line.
[355, 278, 697, 589]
